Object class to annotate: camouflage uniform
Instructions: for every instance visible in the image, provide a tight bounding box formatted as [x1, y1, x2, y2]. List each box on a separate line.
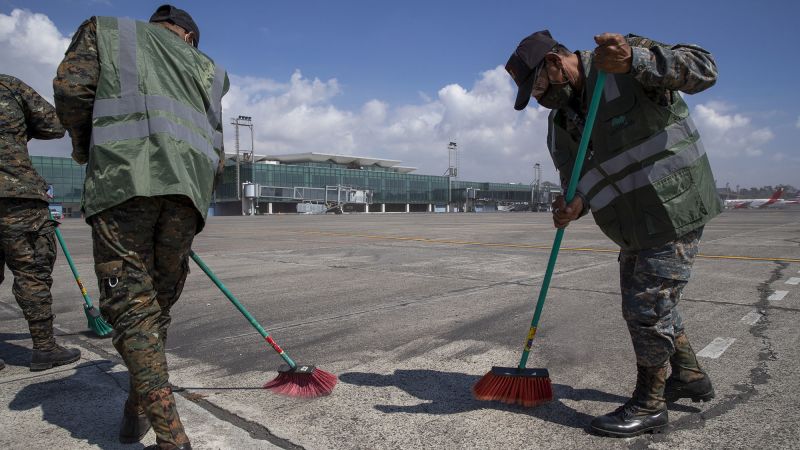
[91, 195, 197, 446]
[619, 227, 702, 366]
[54, 16, 216, 448]
[0, 74, 64, 351]
[566, 37, 717, 368]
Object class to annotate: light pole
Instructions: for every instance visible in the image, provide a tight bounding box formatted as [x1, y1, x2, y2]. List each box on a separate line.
[531, 163, 541, 211]
[446, 141, 457, 212]
[231, 115, 253, 200]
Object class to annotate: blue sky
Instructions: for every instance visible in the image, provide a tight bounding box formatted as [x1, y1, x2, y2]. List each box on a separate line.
[1, 0, 798, 188]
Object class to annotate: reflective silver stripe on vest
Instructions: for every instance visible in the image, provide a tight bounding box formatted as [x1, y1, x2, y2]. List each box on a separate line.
[589, 139, 706, 212]
[603, 74, 621, 101]
[577, 116, 698, 195]
[92, 116, 220, 168]
[118, 19, 138, 96]
[93, 18, 223, 163]
[93, 94, 222, 148]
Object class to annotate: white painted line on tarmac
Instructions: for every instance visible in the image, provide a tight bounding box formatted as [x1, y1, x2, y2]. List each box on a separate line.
[768, 291, 788, 301]
[740, 310, 763, 326]
[697, 337, 736, 359]
[785, 277, 800, 285]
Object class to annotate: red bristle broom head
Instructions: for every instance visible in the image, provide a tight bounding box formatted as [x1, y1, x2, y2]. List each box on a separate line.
[472, 366, 553, 407]
[264, 364, 338, 398]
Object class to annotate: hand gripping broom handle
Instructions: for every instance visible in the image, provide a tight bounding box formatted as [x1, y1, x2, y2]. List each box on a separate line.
[518, 71, 607, 370]
[189, 250, 298, 369]
[48, 212, 94, 308]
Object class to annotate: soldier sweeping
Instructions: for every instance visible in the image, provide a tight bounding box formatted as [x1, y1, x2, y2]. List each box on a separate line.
[0, 74, 81, 372]
[505, 30, 720, 437]
[54, 5, 228, 449]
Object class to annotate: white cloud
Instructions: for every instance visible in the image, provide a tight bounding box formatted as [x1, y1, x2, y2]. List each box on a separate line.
[693, 102, 774, 159]
[0, 9, 70, 100]
[221, 66, 554, 183]
[0, 9, 71, 155]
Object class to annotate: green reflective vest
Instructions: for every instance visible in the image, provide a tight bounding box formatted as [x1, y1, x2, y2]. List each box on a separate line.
[85, 16, 228, 228]
[547, 68, 721, 250]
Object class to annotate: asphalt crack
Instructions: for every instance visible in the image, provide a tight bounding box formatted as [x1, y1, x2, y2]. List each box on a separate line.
[630, 261, 786, 449]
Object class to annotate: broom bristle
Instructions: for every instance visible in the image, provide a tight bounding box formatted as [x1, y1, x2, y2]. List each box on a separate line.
[472, 368, 553, 407]
[84, 305, 113, 337]
[264, 367, 338, 398]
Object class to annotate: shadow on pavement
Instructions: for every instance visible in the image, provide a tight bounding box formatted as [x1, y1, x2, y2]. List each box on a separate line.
[0, 332, 33, 367]
[8, 361, 140, 450]
[340, 369, 700, 430]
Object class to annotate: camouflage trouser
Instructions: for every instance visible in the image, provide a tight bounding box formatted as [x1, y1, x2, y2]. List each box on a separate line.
[90, 195, 198, 398]
[0, 198, 58, 350]
[620, 227, 703, 367]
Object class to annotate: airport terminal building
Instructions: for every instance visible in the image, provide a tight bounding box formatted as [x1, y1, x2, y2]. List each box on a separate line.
[31, 153, 558, 217]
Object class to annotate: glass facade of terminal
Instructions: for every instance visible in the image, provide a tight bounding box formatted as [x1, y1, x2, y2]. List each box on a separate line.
[31, 156, 534, 209]
[30, 156, 86, 204]
[218, 163, 532, 204]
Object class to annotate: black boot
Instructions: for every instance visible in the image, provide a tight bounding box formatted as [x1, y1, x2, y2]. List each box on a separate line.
[590, 364, 669, 437]
[119, 393, 151, 443]
[0, 358, 5, 371]
[30, 343, 81, 371]
[665, 334, 715, 402]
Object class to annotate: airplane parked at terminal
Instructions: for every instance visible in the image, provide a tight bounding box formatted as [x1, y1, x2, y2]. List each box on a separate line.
[724, 188, 800, 209]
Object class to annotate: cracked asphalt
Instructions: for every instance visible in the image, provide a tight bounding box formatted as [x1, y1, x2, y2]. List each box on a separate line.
[2, 209, 799, 449]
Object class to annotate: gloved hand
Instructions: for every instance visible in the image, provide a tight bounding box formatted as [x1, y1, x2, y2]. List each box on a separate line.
[552, 195, 583, 229]
[593, 33, 632, 73]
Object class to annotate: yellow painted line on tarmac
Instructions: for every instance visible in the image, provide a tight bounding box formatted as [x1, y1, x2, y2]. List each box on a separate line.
[295, 230, 800, 263]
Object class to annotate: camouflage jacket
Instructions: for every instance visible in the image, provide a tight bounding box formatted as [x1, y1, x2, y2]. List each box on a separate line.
[53, 18, 99, 166]
[0, 74, 65, 201]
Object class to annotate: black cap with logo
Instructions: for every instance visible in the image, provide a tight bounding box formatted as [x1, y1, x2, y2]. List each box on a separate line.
[505, 30, 559, 110]
[149, 4, 200, 48]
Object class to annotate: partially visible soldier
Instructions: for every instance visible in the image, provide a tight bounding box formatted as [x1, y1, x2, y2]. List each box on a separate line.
[0, 74, 81, 372]
[54, 5, 228, 450]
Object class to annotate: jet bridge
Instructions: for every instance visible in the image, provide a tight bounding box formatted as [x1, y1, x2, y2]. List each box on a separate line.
[241, 183, 373, 215]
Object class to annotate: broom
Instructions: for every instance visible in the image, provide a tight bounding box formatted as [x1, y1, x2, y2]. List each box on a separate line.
[473, 71, 607, 407]
[189, 250, 337, 397]
[49, 211, 113, 337]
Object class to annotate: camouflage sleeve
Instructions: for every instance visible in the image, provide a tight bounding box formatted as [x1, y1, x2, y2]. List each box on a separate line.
[16, 81, 65, 140]
[53, 18, 99, 165]
[626, 34, 717, 94]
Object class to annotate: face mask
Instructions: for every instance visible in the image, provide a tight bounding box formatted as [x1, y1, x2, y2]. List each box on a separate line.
[537, 81, 574, 110]
[532, 52, 577, 110]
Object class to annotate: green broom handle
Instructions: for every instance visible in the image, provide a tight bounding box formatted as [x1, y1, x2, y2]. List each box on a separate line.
[518, 71, 606, 369]
[189, 250, 297, 369]
[49, 211, 94, 308]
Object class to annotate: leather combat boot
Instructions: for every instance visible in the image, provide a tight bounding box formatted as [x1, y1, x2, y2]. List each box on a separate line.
[665, 334, 715, 403]
[119, 391, 151, 443]
[30, 343, 81, 371]
[590, 364, 669, 437]
[142, 386, 191, 450]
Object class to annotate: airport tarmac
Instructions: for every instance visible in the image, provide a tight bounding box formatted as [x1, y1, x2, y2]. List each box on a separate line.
[2, 209, 799, 449]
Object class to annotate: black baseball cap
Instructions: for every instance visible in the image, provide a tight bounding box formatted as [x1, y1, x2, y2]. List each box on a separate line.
[149, 4, 200, 48]
[506, 30, 559, 110]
